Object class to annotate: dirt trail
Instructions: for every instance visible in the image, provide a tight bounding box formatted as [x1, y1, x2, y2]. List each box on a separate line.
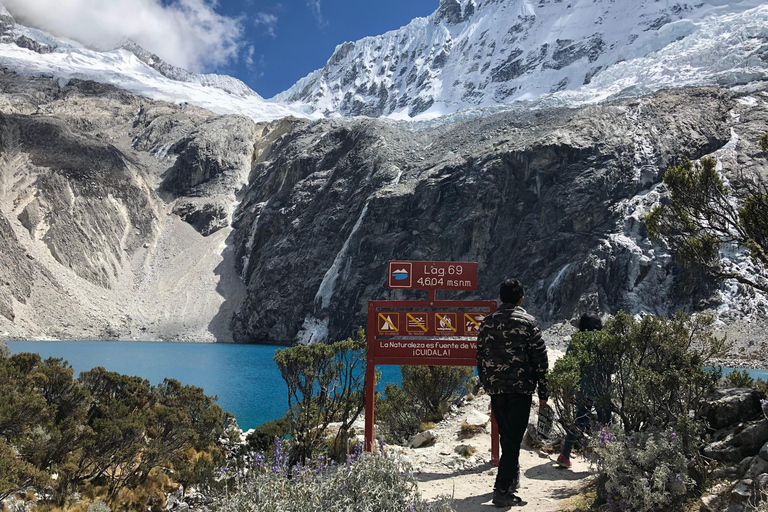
[383, 350, 594, 511]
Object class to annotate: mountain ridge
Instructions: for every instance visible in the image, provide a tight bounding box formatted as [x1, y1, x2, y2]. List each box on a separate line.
[276, 0, 768, 119]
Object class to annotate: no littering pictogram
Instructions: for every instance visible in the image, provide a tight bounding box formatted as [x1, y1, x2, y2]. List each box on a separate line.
[464, 313, 485, 333]
[377, 313, 399, 334]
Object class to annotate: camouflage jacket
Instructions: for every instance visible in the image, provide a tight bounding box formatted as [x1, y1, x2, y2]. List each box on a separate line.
[476, 304, 548, 400]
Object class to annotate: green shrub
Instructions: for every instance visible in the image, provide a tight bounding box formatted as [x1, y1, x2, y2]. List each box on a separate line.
[722, 369, 755, 388]
[548, 311, 724, 511]
[755, 378, 768, 398]
[759, 133, 768, 153]
[273, 329, 366, 465]
[376, 383, 422, 445]
[246, 416, 290, 455]
[401, 366, 473, 421]
[0, 438, 46, 501]
[549, 312, 722, 447]
[593, 427, 693, 512]
[0, 354, 225, 508]
[217, 451, 454, 512]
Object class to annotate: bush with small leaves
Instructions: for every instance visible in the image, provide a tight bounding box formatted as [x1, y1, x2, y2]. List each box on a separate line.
[274, 330, 366, 465]
[722, 369, 755, 388]
[217, 450, 454, 512]
[246, 416, 290, 455]
[593, 427, 693, 512]
[87, 500, 111, 512]
[759, 133, 768, 153]
[401, 365, 473, 422]
[376, 383, 423, 445]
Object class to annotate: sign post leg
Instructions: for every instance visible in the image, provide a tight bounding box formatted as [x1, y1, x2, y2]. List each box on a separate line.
[364, 357, 375, 452]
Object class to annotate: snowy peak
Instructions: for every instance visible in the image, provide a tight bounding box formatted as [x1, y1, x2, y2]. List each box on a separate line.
[276, 0, 768, 119]
[0, 7, 306, 122]
[120, 40, 260, 100]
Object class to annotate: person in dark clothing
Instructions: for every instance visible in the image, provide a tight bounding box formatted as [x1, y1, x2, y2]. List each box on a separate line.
[477, 278, 549, 507]
[556, 312, 608, 468]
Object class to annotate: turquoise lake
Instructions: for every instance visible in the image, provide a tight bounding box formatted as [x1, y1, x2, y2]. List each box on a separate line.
[6, 341, 402, 431]
[6, 341, 767, 431]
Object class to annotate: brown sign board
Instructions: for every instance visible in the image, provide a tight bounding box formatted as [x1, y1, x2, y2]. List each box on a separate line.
[388, 261, 478, 291]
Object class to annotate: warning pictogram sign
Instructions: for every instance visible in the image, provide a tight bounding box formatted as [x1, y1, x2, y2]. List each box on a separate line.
[405, 312, 429, 334]
[464, 313, 485, 334]
[435, 312, 457, 333]
[377, 313, 399, 334]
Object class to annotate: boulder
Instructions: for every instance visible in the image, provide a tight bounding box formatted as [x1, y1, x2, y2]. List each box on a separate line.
[700, 493, 727, 512]
[704, 419, 768, 463]
[699, 388, 762, 430]
[744, 456, 768, 480]
[756, 474, 768, 493]
[731, 480, 754, 504]
[408, 430, 437, 448]
[465, 410, 490, 428]
[736, 420, 768, 456]
[760, 440, 768, 462]
[172, 199, 230, 237]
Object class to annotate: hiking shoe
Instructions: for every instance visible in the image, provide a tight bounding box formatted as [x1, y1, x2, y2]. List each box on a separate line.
[492, 489, 524, 507]
[556, 453, 572, 468]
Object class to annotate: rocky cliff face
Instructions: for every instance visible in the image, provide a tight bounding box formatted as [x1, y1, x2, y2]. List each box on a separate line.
[230, 86, 768, 343]
[0, 70, 255, 341]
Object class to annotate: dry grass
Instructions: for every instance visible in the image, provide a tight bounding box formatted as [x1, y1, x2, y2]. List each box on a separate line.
[458, 421, 484, 439]
[454, 445, 477, 458]
[556, 480, 598, 512]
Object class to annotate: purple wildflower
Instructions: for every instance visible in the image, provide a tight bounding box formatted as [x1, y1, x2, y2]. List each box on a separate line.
[670, 432, 679, 442]
[676, 473, 684, 484]
[598, 428, 616, 446]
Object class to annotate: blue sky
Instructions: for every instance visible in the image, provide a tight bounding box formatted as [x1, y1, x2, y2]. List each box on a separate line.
[214, 0, 438, 98]
[4, 0, 438, 98]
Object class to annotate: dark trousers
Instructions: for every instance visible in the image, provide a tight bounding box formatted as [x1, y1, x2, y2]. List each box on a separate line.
[561, 395, 610, 458]
[491, 393, 532, 492]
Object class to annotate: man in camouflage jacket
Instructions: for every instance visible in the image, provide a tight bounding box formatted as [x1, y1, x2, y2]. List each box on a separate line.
[477, 278, 548, 507]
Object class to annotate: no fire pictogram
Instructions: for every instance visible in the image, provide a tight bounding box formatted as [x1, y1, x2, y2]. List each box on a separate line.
[434, 312, 457, 333]
[405, 312, 429, 334]
[464, 313, 485, 333]
[377, 313, 399, 334]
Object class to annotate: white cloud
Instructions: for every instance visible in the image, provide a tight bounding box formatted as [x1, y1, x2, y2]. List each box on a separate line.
[253, 12, 277, 38]
[3, 0, 244, 72]
[307, 0, 327, 27]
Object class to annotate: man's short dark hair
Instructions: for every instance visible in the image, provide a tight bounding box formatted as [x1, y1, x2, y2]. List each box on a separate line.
[499, 278, 525, 304]
[579, 312, 603, 332]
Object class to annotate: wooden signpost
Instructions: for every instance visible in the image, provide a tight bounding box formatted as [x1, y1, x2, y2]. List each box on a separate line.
[365, 260, 500, 465]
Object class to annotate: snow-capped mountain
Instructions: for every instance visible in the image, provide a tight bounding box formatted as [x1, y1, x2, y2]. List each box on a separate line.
[0, 5, 306, 122]
[276, 0, 768, 119]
